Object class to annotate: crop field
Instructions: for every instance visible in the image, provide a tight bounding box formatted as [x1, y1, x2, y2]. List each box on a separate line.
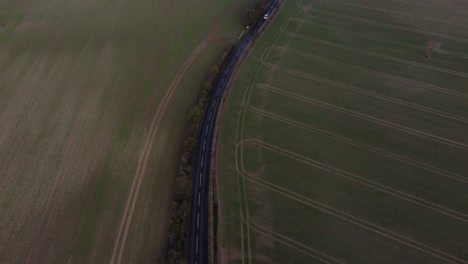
[0, 0, 253, 263]
[217, 0, 468, 263]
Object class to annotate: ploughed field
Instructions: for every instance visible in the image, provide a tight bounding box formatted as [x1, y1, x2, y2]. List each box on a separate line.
[0, 0, 251, 263]
[217, 0, 468, 263]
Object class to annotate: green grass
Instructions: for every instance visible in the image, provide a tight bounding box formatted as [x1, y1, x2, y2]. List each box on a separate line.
[217, 0, 468, 263]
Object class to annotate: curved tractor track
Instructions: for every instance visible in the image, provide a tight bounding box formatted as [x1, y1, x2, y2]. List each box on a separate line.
[110, 33, 234, 264]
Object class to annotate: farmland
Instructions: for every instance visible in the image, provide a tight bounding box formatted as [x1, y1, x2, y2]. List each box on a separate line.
[216, 0, 468, 263]
[0, 0, 252, 263]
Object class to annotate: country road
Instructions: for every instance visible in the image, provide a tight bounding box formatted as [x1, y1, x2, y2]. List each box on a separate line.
[187, 1, 280, 263]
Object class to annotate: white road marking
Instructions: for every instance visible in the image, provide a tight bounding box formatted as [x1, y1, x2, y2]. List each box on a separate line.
[201, 156, 204, 164]
[196, 235, 199, 254]
[202, 140, 206, 150]
[216, 89, 220, 96]
[199, 173, 202, 186]
[208, 112, 212, 121]
[198, 193, 201, 206]
[197, 213, 200, 228]
[205, 126, 208, 135]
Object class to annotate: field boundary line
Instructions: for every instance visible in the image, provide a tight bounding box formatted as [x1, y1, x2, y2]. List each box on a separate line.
[111, 38, 212, 264]
[241, 168, 468, 264]
[244, 104, 468, 183]
[241, 138, 468, 222]
[312, 0, 468, 29]
[249, 81, 468, 151]
[234, 37, 256, 264]
[110, 2, 170, 260]
[258, 77, 467, 123]
[297, 9, 468, 43]
[248, 221, 342, 264]
[266, 46, 468, 98]
[234, 100, 247, 264]
[281, 35, 468, 78]
[238, 103, 252, 264]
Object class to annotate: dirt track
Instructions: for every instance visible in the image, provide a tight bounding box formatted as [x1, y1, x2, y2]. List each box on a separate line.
[0, 1, 246, 262]
[109, 1, 241, 261]
[110, 34, 235, 264]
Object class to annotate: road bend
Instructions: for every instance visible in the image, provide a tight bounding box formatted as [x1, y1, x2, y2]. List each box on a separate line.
[187, 1, 280, 263]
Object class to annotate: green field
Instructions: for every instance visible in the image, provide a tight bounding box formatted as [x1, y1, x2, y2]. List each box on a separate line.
[0, 0, 252, 263]
[217, 0, 468, 263]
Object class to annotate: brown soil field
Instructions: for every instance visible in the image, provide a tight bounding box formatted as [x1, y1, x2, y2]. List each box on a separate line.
[0, 0, 252, 263]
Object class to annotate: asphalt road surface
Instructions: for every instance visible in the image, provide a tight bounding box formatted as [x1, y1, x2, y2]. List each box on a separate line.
[187, 1, 279, 263]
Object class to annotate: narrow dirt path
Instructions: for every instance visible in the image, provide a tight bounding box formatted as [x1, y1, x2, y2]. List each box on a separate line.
[110, 35, 235, 264]
[109, 1, 171, 262]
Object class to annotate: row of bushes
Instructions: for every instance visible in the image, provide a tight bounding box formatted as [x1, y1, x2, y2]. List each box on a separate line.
[246, 0, 271, 26]
[164, 46, 233, 264]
